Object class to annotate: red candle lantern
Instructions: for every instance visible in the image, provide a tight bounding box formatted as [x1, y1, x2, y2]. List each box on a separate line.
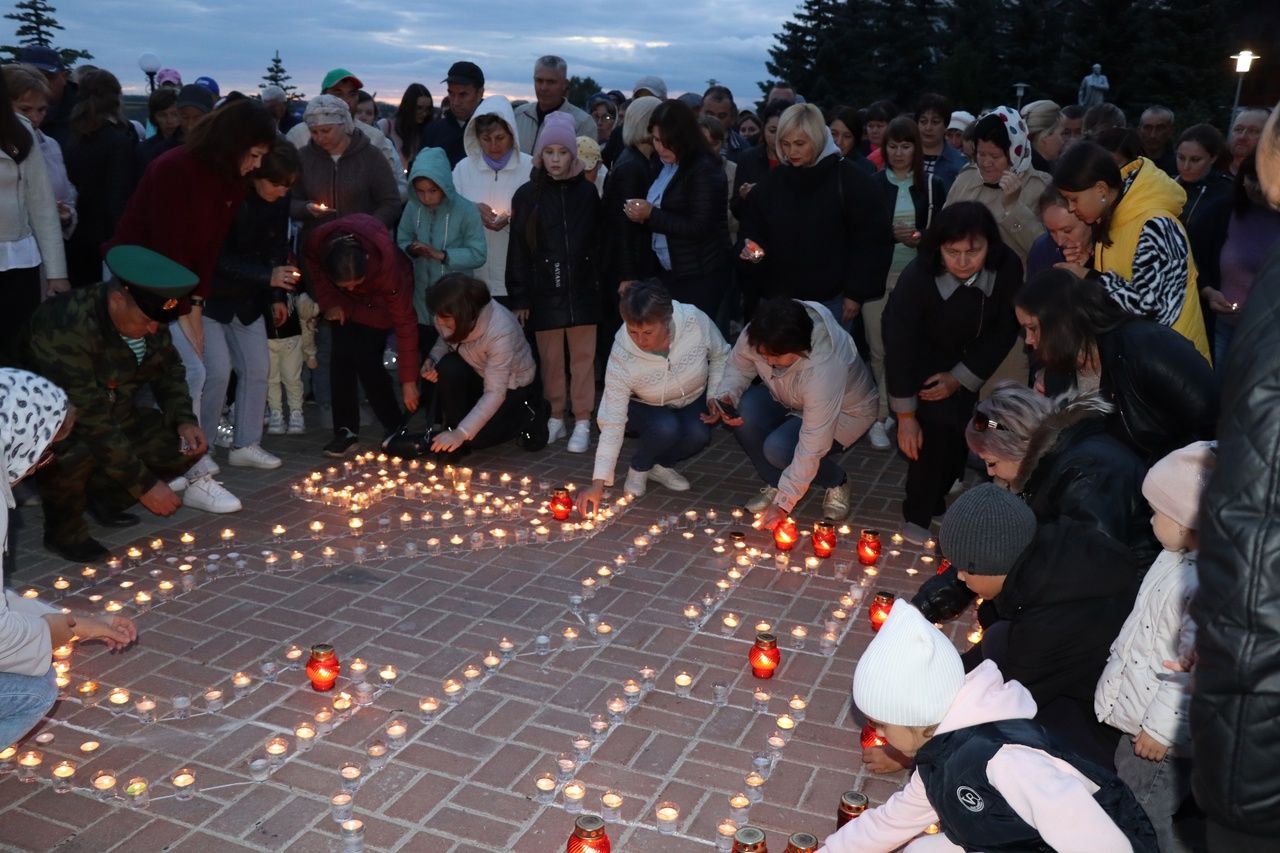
[937, 557, 951, 576]
[812, 520, 837, 558]
[566, 814, 611, 853]
[773, 518, 799, 552]
[749, 632, 781, 679]
[857, 529, 881, 565]
[836, 790, 869, 828]
[306, 643, 340, 692]
[550, 487, 573, 521]
[860, 721, 888, 749]
[784, 832, 819, 853]
[868, 592, 895, 632]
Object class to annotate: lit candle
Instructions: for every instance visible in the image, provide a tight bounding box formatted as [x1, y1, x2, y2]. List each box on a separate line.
[419, 696, 440, 717]
[483, 651, 501, 670]
[594, 621, 613, 639]
[157, 579, 174, 594]
[386, 719, 408, 743]
[378, 664, 398, 686]
[91, 770, 117, 796]
[108, 686, 130, 708]
[134, 695, 157, 723]
[745, 770, 766, 800]
[348, 658, 368, 683]
[534, 772, 557, 803]
[563, 779, 586, 812]
[443, 678, 463, 701]
[52, 759, 76, 793]
[52, 644, 72, 661]
[789, 694, 808, 714]
[499, 637, 515, 658]
[340, 762, 362, 790]
[53, 576, 70, 590]
[272, 524, 287, 539]
[674, 670, 693, 697]
[330, 791, 354, 821]
[601, 789, 624, 818]
[232, 671, 252, 693]
[266, 737, 289, 759]
[333, 692, 353, 712]
[606, 695, 628, 717]
[655, 802, 680, 833]
[295, 721, 316, 747]
[623, 679, 642, 703]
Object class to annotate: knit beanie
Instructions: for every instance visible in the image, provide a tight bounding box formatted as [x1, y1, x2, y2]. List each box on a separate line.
[853, 601, 965, 727]
[939, 483, 1037, 576]
[1142, 440, 1216, 530]
[532, 112, 583, 176]
[577, 136, 602, 170]
[304, 94, 354, 133]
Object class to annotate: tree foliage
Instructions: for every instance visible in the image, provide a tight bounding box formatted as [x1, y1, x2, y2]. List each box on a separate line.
[1, 0, 91, 66]
[764, 0, 1239, 126]
[260, 50, 303, 101]
[567, 75, 601, 109]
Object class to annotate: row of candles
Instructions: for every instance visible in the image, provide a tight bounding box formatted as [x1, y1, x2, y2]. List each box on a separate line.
[0, 746, 196, 806]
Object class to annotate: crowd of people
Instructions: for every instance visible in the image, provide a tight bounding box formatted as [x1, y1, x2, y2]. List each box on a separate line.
[0, 40, 1277, 853]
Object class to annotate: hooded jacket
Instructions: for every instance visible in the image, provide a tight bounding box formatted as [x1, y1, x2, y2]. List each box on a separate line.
[427, 299, 536, 438]
[291, 128, 402, 249]
[507, 169, 602, 331]
[1011, 396, 1159, 566]
[644, 147, 730, 279]
[286, 119, 406, 201]
[740, 148, 894, 303]
[819, 661, 1146, 853]
[1094, 158, 1210, 361]
[714, 301, 877, 513]
[306, 214, 419, 384]
[396, 147, 487, 324]
[452, 96, 533, 298]
[594, 300, 730, 484]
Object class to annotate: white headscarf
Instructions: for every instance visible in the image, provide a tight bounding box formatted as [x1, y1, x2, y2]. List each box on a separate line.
[981, 106, 1033, 175]
[0, 369, 68, 514]
[304, 94, 355, 134]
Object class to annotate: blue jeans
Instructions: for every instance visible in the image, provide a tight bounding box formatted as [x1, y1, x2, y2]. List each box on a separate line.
[1114, 735, 1196, 853]
[0, 667, 56, 749]
[201, 316, 269, 448]
[1213, 320, 1236, 379]
[627, 394, 713, 472]
[732, 383, 847, 490]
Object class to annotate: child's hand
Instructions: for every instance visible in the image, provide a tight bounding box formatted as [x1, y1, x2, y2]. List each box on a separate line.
[1133, 730, 1169, 762]
[862, 745, 909, 774]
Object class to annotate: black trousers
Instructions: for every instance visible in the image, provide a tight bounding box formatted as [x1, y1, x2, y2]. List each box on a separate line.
[0, 266, 42, 361]
[435, 351, 533, 450]
[902, 388, 977, 527]
[331, 320, 402, 436]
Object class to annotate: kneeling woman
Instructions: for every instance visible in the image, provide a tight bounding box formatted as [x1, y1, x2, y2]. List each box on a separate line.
[577, 280, 729, 515]
[420, 274, 538, 454]
[307, 214, 421, 458]
[709, 298, 877, 527]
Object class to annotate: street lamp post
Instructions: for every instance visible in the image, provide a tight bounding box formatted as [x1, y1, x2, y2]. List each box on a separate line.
[1230, 50, 1259, 124]
[138, 52, 161, 94]
[1014, 82, 1029, 109]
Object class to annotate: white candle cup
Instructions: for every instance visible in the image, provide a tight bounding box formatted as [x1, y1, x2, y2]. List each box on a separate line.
[248, 757, 271, 781]
[728, 792, 751, 823]
[52, 759, 76, 794]
[419, 696, 441, 721]
[766, 734, 787, 758]
[385, 718, 408, 749]
[555, 751, 577, 781]
[623, 679, 642, 707]
[134, 695, 158, 724]
[655, 802, 680, 834]
[588, 713, 610, 743]
[340, 818, 365, 853]
[203, 687, 224, 712]
[788, 694, 808, 722]
[171, 768, 196, 801]
[533, 772, 556, 804]
[366, 740, 389, 770]
[91, 770, 117, 801]
[124, 776, 150, 809]
[674, 671, 693, 698]
[571, 733, 593, 760]
[606, 695, 628, 722]
[745, 771, 766, 802]
[339, 762, 363, 792]
[600, 788, 624, 821]
[330, 791, 354, 823]
[716, 819, 739, 852]
[562, 779, 586, 814]
[16, 749, 41, 783]
[752, 689, 771, 714]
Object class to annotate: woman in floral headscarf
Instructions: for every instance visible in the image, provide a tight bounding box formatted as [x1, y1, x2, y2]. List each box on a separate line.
[0, 369, 137, 749]
[944, 106, 1052, 267]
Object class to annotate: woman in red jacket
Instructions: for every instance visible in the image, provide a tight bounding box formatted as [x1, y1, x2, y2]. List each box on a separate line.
[306, 213, 420, 458]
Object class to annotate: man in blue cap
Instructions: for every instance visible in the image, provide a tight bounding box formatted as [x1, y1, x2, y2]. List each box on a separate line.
[14, 246, 241, 563]
[19, 46, 75, 147]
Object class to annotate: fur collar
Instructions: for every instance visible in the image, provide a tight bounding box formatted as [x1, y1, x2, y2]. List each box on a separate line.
[1012, 392, 1113, 493]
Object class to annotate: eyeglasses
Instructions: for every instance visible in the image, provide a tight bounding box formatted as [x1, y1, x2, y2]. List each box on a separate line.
[971, 412, 1007, 432]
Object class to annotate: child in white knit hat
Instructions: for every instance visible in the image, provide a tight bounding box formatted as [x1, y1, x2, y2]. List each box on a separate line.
[819, 601, 1156, 853]
[1094, 440, 1214, 853]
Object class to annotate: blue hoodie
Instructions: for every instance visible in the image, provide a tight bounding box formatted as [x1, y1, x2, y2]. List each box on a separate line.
[396, 147, 487, 323]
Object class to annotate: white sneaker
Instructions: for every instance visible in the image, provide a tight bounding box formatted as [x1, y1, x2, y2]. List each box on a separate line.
[648, 464, 690, 491]
[883, 415, 896, 432]
[168, 476, 188, 493]
[228, 444, 282, 469]
[624, 468, 648, 497]
[266, 410, 286, 435]
[868, 421, 891, 450]
[822, 478, 854, 521]
[188, 456, 220, 478]
[567, 421, 591, 453]
[287, 411, 306, 435]
[746, 486, 780, 513]
[547, 418, 567, 443]
[182, 475, 242, 514]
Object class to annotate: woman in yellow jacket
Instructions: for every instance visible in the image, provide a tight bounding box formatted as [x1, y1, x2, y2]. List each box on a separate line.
[1051, 141, 1211, 363]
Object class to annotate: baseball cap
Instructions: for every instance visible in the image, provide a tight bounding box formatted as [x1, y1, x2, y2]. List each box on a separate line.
[193, 76, 220, 97]
[443, 61, 484, 88]
[175, 84, 214, 114]
[19, 46, 64, 74]
[155, 68, 182, 88]
[321, 68, 364, 92]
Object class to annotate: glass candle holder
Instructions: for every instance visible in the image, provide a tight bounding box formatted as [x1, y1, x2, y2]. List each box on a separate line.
[790, 625, 808, 650]
[330, 791, 354, 823]
[589, 713, 610, 742]
[562, 778, 586, 814]
[314, 707, 335, 735]
[231, 672, 252, 699]
[623, 679, 642, 707]
[600, 789, 624, 822]
[134, 695, 158, 724]
[716, 819, 739, 852]
[571, 733, 593, 760]
[203, 687, 224, 712]
[340, 818, 365, 853]
[752, 689, 771, 713]
[339, 761, 362, 792]
[124, 776, 150, 809]
[171, 768, 196, 800]
[606, 695, 628, 722]
[354, 682, 376, 707]
[712, 681, 729, 707]
[556, 751, 577, 781]
[16, 749, 41, 783]
[655, 801, 680, 834]
[775, 713, 797, 743]
[51, 759, 76, 794]
[443, 679, 464, 704]
[534, 771, 557, 804]
[107, 686, 130, 713]
[91, 769, 117, 801]
[265, 736, 289, 766]
[751, 750, 772, 780]
[788, 694, 809, 721]
[419, 696, 441, 721]
[248, 757, 271, 781]
[745, 770, 766, 802]
[673, 670, 693, 698]
[385, 717, 408, 749]
[729, 792, 750, 823]
[366, 740, 389, 770]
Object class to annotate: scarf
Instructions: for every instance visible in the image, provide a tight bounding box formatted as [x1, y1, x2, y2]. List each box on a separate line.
[986, 105, 1033, 175]
[647, 162, 679, 271]
[0, 368, 68, 559]
[483, 148, 515, 172]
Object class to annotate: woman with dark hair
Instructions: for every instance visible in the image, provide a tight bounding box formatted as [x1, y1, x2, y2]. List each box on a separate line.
[1052, 140, 1211, 362]
[379, 83, 432, 173]
[1176, 123, 1234, 349]
[882, 201, 1022, 541]
[623, 99, 730, 316]
[828, 105, 872, 173]
[1014, 269, 1216, 463]
[0, 69, 66, 347]
[577, 279, 729, 515]
[1026, 185, 1094, 279]
[420, 273, 538, 454]
[738, 104, 893, 328]
[306, 213, 420, 458]
[732, 99, 792, 216]
[135, 87, 182, 172]
[1212, 153, 1280, 368]
[198, 139, 302, 471]
[863, 116, 947, 448]
[736, 111, 762, 147]
[64, 68, 137, 289]
[944, 107, 1051, 266]
[708, 296, 877, 527]
[863, 99, 897, 170]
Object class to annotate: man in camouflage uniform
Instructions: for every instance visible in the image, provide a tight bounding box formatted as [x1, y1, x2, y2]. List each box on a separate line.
[15, 246, 239, 563]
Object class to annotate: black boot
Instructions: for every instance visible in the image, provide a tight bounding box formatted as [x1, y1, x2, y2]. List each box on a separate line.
[44, 536, 110, 564]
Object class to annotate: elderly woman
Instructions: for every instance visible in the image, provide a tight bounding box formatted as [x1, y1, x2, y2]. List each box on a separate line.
[420, 273, 539, 455]
[623, 99, 730, 316]
[290, 94, 401, 248]
[883, 202, 1022, 542]
[588, 94, 618, 145]
[451, 95, 531, 306]
[1053, 141, 1210, 362]
[577, 280, 728, 515]
[1015, 269, 1216, 464]
[709, 297, 877, 527]
[1021, 100, 1065, 173]
[0, 369, 137, 749]
[945, 107, 1052, 266]
[738, 103, 892, 326]
[967, 382, 1157, 563]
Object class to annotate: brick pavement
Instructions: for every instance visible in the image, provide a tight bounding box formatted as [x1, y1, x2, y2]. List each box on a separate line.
[1, 419, 973, 852]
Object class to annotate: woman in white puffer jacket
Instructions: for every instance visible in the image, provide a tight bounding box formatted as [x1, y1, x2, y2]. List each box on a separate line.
[577, 280, 728, 514]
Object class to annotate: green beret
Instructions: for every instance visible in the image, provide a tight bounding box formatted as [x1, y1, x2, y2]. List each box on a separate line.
[105, 245, 198, 322]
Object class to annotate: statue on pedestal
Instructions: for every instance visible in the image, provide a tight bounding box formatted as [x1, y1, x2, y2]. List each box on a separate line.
[1078, 63, 1110, 107]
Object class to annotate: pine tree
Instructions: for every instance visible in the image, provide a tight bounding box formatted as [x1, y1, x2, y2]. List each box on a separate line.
[763, 0, 887, 108]
[567, 75, 601, 109]
[1, 0, 91, 66]
[260, 50, 302, 101]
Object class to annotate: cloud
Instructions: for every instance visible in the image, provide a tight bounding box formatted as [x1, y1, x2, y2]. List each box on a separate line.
[53, 0, 798, 103]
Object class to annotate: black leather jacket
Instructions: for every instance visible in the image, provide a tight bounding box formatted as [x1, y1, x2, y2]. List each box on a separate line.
[646, 149, 730, 279]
